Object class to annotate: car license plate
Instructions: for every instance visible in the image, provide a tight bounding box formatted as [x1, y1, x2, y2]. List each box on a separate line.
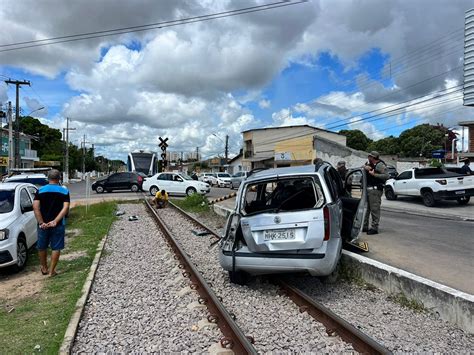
[455, 190, 465, 195]
[264, 229, 295, 241]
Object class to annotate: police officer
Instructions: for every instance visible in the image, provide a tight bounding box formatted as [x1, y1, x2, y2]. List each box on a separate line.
[363, 151, 389, 235]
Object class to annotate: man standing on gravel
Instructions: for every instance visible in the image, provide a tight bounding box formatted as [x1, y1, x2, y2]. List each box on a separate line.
[33, 169, 70, 277]
[363, 151, 389, 235]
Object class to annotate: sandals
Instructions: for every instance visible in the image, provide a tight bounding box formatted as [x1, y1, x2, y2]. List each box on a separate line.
[50, 271, 58, 277]
[40, 267, 48, 276]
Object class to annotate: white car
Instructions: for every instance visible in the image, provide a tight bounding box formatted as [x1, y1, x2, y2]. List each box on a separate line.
[0, 183, 38, 271]
[143, 172, 210, 196]
[3, 173, 49, 187]
[215, 173, 232, 187]
[199, 173, 217, 185]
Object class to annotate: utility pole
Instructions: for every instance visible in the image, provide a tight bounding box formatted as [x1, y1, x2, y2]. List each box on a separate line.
[225, 135, 229, 161]
[81, 134, 90, 179]
[5, 79, 30, 168]
[7, 102, 13, 171]
[64, 117, 76, 184]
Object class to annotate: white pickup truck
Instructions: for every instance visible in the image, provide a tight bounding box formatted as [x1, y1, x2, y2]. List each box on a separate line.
[384, 167, 474, 207]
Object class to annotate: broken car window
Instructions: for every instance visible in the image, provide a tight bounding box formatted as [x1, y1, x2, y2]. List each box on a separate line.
[242, 177, 324, 215]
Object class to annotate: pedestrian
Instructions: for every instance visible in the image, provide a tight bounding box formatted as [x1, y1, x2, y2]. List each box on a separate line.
[32, 169, 70, 277]
[191, 172, 198, 180]
[337, 160, 348, 180]
[363, 151, 389, 235]
[460, 159, 472, 175]
[154, 189, 169, 209]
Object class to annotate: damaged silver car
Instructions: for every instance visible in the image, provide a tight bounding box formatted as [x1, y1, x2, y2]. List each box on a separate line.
[219, 162, 366, 284]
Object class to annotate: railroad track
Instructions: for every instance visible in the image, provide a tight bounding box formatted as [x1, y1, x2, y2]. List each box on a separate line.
[144, 198, 391, 354]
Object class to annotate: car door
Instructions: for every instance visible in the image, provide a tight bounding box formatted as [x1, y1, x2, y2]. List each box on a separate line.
[392, 171, 412, 195]
[323, 167, 343, 241]
[19, 187, 37, 247]
[106, 173, 120, 190]
[341, 169, 367, 242]
[168, 174, 184, 194]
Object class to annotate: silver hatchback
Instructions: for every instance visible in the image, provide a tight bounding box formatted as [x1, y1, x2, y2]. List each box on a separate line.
[219, 162, 366, 284]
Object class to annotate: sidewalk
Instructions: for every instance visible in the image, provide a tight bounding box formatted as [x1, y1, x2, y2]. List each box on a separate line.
[213, 196, 474, 221]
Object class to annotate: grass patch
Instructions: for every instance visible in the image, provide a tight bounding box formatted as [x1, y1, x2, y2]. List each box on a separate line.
[0, 201, 117, 353]
[390, 293, 427, 313]
[172, 194, 210, 213]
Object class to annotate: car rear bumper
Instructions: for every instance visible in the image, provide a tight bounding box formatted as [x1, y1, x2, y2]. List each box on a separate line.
[219, 238, 341, 276]
[433, 188, 474, 200]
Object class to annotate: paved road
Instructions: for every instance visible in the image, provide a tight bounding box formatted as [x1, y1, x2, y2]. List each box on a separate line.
[361, 210, 474, 294]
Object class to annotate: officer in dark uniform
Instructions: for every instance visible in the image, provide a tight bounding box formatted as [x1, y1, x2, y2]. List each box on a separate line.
[363, 151, 389, 235]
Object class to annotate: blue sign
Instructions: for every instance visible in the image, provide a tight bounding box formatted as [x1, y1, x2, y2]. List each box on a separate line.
[432, 150, 445, 158]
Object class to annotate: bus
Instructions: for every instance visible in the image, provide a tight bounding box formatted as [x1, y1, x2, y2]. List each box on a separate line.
[127, 150, 158, 176]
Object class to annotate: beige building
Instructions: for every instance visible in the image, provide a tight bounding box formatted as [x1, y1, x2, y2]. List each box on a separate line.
[242, 125, 346, 170]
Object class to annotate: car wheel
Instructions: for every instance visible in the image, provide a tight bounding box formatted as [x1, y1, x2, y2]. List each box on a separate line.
[14, 237, 28, 272]
[131, 184, 139, 192]
[457, 196, 470, 205]
[421, 190, 436, 207]
[384, 186, 397, 200]
[228, 270, 249, 285]
[150, 186, 159, 196]
[186, 187, 197, 196]
[96, 186, 104, 193]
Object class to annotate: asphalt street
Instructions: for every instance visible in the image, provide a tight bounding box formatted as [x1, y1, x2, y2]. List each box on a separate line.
[361, 210, 474, 294]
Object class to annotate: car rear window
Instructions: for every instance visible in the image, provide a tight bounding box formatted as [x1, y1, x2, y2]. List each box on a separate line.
[0, 190, 15, 213]
[242, 177, 324, 215]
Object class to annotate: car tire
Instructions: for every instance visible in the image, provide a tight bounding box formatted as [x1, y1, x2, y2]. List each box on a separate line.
[421, 190, 436, 207]
[150, 186, 159, 196]
[384, 186, 397, 200]
[14, 237, 28, 272]
[131, 184, 139, 192]
[457, 196, 470, 205]
[228, 270, 249, 285]
[186, 187, 197, 196]
[96, 186, 104, 193]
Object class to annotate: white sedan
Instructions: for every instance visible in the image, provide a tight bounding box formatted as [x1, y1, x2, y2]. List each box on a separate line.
[143, 172, 210, 196]
[0, 183, 38, 271]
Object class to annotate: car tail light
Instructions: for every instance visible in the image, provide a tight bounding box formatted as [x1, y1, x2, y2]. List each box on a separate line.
[137, 175, 143, 183]
[435, 179, 447, 185]
[323, 206, 330, 241]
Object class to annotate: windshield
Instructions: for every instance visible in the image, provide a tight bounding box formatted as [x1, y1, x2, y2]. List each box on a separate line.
[131, 153, 154, 174]
[218, 173, 231, 178]
[179, 174, 193, 180]
[0, 190, 15, 214]
[241, 177, 324, 216]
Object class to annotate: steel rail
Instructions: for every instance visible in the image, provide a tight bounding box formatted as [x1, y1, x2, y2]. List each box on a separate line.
[167, 200, 391, 354]
[275, 280, 391, 354]
[144, 199, 257, 354]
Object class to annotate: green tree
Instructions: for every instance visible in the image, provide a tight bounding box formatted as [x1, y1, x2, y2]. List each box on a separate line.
[339, 129, 372, 151]
[367, 136, 399, 155]
[398, 124, 447, 157]
[19, 116, 63, 158]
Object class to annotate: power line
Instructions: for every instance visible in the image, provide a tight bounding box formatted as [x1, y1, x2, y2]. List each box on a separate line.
[0, 1, 307, 53]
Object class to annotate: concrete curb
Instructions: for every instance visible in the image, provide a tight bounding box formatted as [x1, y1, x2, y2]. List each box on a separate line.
[342, 250, 474, 334]
[382, 206, 474, 222]
[213, 203, 234, 218]
[59, 232, 110, 354]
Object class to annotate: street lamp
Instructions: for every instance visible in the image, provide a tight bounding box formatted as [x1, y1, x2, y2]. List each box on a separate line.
[25, 106, 45, 117]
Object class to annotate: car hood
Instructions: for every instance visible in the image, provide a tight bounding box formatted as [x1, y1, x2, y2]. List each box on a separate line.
[0, 211, 17, 229]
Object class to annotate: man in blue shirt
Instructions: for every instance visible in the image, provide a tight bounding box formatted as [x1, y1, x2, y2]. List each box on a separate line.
[33, 169, 70, 276]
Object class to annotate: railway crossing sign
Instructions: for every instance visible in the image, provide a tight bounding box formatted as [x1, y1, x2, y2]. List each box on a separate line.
[158, 137, 168, 149]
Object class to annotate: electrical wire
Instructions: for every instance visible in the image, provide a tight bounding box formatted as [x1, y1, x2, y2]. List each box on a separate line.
[0, 1, 307, 53]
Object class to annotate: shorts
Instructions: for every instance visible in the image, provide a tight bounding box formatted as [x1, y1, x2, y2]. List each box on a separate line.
[37, 225, 65, 251]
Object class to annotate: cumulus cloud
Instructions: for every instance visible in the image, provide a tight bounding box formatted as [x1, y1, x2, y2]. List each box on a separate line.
[258, 99, 271, 109]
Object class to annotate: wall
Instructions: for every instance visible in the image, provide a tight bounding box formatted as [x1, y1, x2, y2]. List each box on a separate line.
[274, 135, 314, 166]
[314, 135, 368, 168]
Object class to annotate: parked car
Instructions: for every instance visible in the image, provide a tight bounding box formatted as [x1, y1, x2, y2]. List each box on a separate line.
[384, 167, 474, 206]
[199, 173, 217, 185]
[215, 173, 232, 187]
[386, 165, 398, 179]
[219, 163, 366, 284]
[0, 183, 38, 271]
[143, 172, 210, 196]
[3, 173, 49, 187]
[230, 171, 249, 189]
[91, 172, 143, 193]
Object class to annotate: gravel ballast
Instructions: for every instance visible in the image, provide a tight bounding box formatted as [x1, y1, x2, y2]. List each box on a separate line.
[159, 207, 356, 353]
[189, 208, 474, 353]
[72, 203, 222, 353]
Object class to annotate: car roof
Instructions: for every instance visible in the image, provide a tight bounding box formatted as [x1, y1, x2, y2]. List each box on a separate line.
[0, 182, 37, 190]
[6, 173, 47, 179]
[246, 164, 325, 183]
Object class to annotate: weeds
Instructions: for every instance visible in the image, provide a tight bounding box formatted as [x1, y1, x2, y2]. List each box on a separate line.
[172, 194, 210, 213]
[390, 293, 427, 313]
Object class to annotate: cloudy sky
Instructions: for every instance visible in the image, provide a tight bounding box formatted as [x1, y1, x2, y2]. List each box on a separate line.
[1, 0, 473, 161]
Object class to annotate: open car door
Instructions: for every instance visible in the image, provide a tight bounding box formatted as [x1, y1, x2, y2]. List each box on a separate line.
[340, 169, 368, 250]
